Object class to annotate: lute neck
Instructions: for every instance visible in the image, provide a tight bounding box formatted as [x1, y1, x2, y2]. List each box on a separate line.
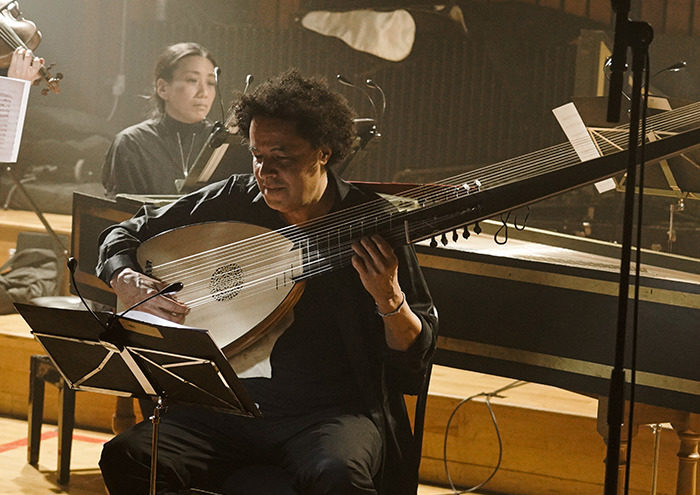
[288, 101, 700, 281]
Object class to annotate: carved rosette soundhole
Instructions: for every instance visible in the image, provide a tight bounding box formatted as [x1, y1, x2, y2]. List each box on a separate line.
[209, 263, 244, 301]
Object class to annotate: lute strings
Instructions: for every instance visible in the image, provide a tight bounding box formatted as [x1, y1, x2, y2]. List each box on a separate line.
[151, 102, 700, 308]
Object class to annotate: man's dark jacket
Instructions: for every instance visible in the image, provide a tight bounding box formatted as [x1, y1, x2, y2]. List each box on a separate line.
[96, 170, 438, 495]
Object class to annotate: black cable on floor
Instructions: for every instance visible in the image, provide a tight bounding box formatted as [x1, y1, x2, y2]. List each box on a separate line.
[440, 380, 527, 494]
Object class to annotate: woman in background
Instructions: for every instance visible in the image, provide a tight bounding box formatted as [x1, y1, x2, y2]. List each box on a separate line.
[102, 42, 237, 197]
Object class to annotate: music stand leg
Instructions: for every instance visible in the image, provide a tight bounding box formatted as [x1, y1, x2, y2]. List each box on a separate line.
[604, 19, 654, 495]
[149, 397, 166, 495]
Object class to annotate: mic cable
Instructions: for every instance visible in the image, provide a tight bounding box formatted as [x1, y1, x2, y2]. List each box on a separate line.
[67, 257, 184, 342]
[365, 78, 386, 122]
[209, 73, 255, 150]
[67, 257, 110, 333]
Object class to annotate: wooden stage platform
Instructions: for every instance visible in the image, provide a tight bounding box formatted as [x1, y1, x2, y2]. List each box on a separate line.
[0, 306, 686, 495]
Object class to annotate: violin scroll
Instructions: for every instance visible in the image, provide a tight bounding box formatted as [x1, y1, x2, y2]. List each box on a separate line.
[37, 62, 62, 95]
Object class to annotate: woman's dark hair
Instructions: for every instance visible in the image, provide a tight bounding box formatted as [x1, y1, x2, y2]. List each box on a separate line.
[149, 42, 217, 118]
[234, 69, 356, 167]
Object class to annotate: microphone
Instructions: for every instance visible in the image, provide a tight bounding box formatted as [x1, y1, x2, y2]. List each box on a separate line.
[243, 73, 254, 95]
[337, 74, 379, 123]
[100, 280, 183, 348]
[112, 281, 184, 323]
[68, 257, 184, 329]
[335, 74, 386, 175]
[336, 73, 354, 87]
[665, 60, 687, 72]
[652, 60, 687, 78]
[214, 66, 225, 122]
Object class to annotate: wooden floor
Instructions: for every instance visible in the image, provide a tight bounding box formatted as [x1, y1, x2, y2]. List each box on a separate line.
[0, 416, 109, 494]
[0, 414, 468, 495]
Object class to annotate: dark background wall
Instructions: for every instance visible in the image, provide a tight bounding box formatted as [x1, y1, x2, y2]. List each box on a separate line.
[8, 0, 700, 256]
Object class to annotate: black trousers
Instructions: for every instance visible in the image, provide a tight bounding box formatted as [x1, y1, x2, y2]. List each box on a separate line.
[99, 404, 382, 495]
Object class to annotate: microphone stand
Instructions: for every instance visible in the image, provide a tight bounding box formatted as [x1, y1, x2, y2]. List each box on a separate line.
[604, 11, 653, 495]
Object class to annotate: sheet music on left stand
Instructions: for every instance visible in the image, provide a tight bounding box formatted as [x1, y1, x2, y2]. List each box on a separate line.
[0, 76, 31, 163]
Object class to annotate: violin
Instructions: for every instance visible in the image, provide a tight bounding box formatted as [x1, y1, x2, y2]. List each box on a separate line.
[0, 0, 62, 95]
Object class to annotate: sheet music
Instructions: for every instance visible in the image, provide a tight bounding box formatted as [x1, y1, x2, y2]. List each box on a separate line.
[0, 76, 31, 163]
[124, 309, 192, 328]
[552, 102, 616, 193]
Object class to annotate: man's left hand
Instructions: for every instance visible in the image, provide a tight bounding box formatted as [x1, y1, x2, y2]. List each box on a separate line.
[351, 234, 422, 350]
[351, 234, 403, 314]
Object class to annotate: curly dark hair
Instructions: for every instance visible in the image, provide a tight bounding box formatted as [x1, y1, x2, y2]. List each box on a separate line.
[234, 69, 356, 167]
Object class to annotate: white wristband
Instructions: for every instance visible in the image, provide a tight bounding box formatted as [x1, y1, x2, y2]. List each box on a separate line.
[376, 292, 405, 318]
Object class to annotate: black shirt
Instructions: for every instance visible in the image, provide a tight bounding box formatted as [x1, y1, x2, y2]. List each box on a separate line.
[244, 272, 365, 417]
[101, 114, 248, 196]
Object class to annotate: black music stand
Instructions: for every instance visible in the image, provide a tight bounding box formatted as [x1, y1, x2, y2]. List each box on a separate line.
[175, 125, 239, 193]
[573, 95, 700, 201]
[14, 302, 260, 494]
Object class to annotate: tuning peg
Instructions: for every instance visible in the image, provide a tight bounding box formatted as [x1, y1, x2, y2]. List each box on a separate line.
[430, 237, 437, 248]
[440, 233, 448, 245]
[473, 222, 482, 235]
[462, 227, 470, 239]
[452, 230, 459, 242]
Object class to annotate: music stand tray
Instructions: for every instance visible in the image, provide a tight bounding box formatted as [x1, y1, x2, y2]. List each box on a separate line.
[14, 302, 260, 418]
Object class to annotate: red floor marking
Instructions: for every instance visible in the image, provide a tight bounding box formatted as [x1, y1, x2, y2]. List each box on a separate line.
[0, 430, 107, 453]
[0, 431, 57, 453]
[72, 433, 107, 444]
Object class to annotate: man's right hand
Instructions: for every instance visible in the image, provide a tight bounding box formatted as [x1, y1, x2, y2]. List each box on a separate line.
[110, 267, 189, 323]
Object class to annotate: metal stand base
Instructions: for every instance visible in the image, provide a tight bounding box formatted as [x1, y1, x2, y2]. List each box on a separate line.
[149, 397, 166, 495]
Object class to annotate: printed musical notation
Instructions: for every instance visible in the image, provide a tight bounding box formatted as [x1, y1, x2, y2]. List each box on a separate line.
[0, 76, 31, 163]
